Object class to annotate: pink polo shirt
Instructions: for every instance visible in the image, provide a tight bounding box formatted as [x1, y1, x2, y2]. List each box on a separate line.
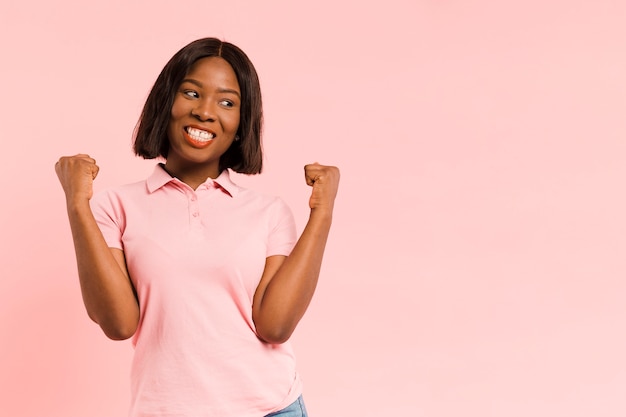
[90, 164, 302, 417]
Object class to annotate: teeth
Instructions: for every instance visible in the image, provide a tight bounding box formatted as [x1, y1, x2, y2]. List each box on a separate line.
[187, 127, 215, 142]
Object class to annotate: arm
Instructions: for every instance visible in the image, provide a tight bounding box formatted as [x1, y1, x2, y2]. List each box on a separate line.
[252, 163, 340, 344]
[56, 154, 139, 340]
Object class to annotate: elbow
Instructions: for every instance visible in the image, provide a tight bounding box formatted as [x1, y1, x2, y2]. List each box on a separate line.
[86, 305, 139, 341]
[256, 324, 294, 345]
[94, 315, 137, 341]
[103, 325, 136, 341]
[253, 307, 299, 344]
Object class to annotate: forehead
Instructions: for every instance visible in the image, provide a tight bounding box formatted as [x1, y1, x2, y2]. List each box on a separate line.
[185, 57, 240, 91]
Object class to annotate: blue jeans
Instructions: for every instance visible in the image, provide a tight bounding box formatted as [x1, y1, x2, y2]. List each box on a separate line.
[265, 396, 308, 416]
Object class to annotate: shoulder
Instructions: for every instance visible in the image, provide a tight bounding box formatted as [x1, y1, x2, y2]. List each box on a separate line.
[92, 179, 147, 201]
[227, 186, 295, 235]
[222, 172, 291, 214]
[236, 187, 292, 214]
[90, 179, 149, 216]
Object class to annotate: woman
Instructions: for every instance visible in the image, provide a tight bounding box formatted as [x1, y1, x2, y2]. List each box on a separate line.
[55, 37, 339, 417]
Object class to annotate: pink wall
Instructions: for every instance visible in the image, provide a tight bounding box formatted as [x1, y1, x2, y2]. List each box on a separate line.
[1, 1, 625, 416]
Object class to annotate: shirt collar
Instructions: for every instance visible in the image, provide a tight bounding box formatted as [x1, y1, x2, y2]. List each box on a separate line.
[212, 168, 240, 197]
[147, 164, 240, 197]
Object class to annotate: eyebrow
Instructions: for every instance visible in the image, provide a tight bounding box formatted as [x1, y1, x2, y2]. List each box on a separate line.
[181, 78, 241, 99]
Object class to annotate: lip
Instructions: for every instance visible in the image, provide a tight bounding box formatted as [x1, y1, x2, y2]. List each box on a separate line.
[183, 125, 216, 149]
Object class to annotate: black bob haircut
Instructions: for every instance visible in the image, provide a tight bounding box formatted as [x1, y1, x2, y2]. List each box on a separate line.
[133, 38, 263, 174]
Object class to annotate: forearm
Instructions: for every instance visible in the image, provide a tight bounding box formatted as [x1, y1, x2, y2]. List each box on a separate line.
[255, 208, 332, 343]
[66, 200, 139, 340]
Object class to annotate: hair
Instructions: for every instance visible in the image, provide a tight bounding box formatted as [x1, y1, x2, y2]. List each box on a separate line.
[133, 38, 263, 174]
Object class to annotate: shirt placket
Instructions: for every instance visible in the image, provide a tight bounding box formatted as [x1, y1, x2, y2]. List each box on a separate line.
[187, 182, 219, 238]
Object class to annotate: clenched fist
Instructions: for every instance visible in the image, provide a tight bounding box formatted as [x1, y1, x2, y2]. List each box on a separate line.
[55, 154, 100, 203]
[304, 163, 340, 213]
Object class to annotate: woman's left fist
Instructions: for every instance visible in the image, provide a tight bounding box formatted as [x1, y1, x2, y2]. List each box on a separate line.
[304, 163, 340, 212]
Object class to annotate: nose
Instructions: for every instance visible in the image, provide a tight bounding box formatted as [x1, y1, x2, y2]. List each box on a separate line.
[191, 99, 216, 122]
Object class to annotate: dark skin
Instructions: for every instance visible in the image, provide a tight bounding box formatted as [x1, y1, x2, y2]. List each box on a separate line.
[55, 57, 340, 343]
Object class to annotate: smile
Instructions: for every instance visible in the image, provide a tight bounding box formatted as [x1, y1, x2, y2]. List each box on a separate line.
[186, 126, 215, 142]
[183, 126, 216, 149]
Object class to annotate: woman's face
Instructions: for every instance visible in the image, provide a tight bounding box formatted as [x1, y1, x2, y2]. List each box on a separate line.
[166, 57, 241, 177]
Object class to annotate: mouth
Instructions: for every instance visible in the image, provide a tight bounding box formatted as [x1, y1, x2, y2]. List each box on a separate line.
[184, 126, 216, 148]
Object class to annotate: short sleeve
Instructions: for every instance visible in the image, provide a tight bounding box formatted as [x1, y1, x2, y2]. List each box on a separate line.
[90, 190, 125, 250]
[266, 198, 297, 257]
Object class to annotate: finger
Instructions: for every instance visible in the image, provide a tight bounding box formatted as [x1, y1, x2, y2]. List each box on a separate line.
[304, 166, 320, 186]
[69, 154, 96, 165]
[304, 165, 314, 185]
[57, 154, 95, 165]
[304, 163, 324, 174]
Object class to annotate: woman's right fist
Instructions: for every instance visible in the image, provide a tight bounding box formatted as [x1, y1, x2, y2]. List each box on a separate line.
[55, 154, 99, 202]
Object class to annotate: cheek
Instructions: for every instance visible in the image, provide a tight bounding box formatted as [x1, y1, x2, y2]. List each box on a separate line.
[167, 104, 184, 141]
[170, 98, 188, 120]
[229, 112, 241, 132]
[170, 94, 191, 122]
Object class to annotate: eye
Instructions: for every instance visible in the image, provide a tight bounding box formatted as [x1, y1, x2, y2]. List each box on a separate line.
[219, 99, 235, 108]
[183, 90, 199, 99]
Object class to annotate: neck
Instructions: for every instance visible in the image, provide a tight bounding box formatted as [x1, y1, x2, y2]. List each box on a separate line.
[162, 162, 221, 190]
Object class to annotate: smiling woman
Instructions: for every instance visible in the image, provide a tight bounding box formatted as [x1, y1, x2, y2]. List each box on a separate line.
[133, 38, 263, 175]
[54, 37, 339, 417]
[165, 57, 242, 186]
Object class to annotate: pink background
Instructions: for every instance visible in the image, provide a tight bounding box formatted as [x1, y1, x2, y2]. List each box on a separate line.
[1, 1, 625, 416]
